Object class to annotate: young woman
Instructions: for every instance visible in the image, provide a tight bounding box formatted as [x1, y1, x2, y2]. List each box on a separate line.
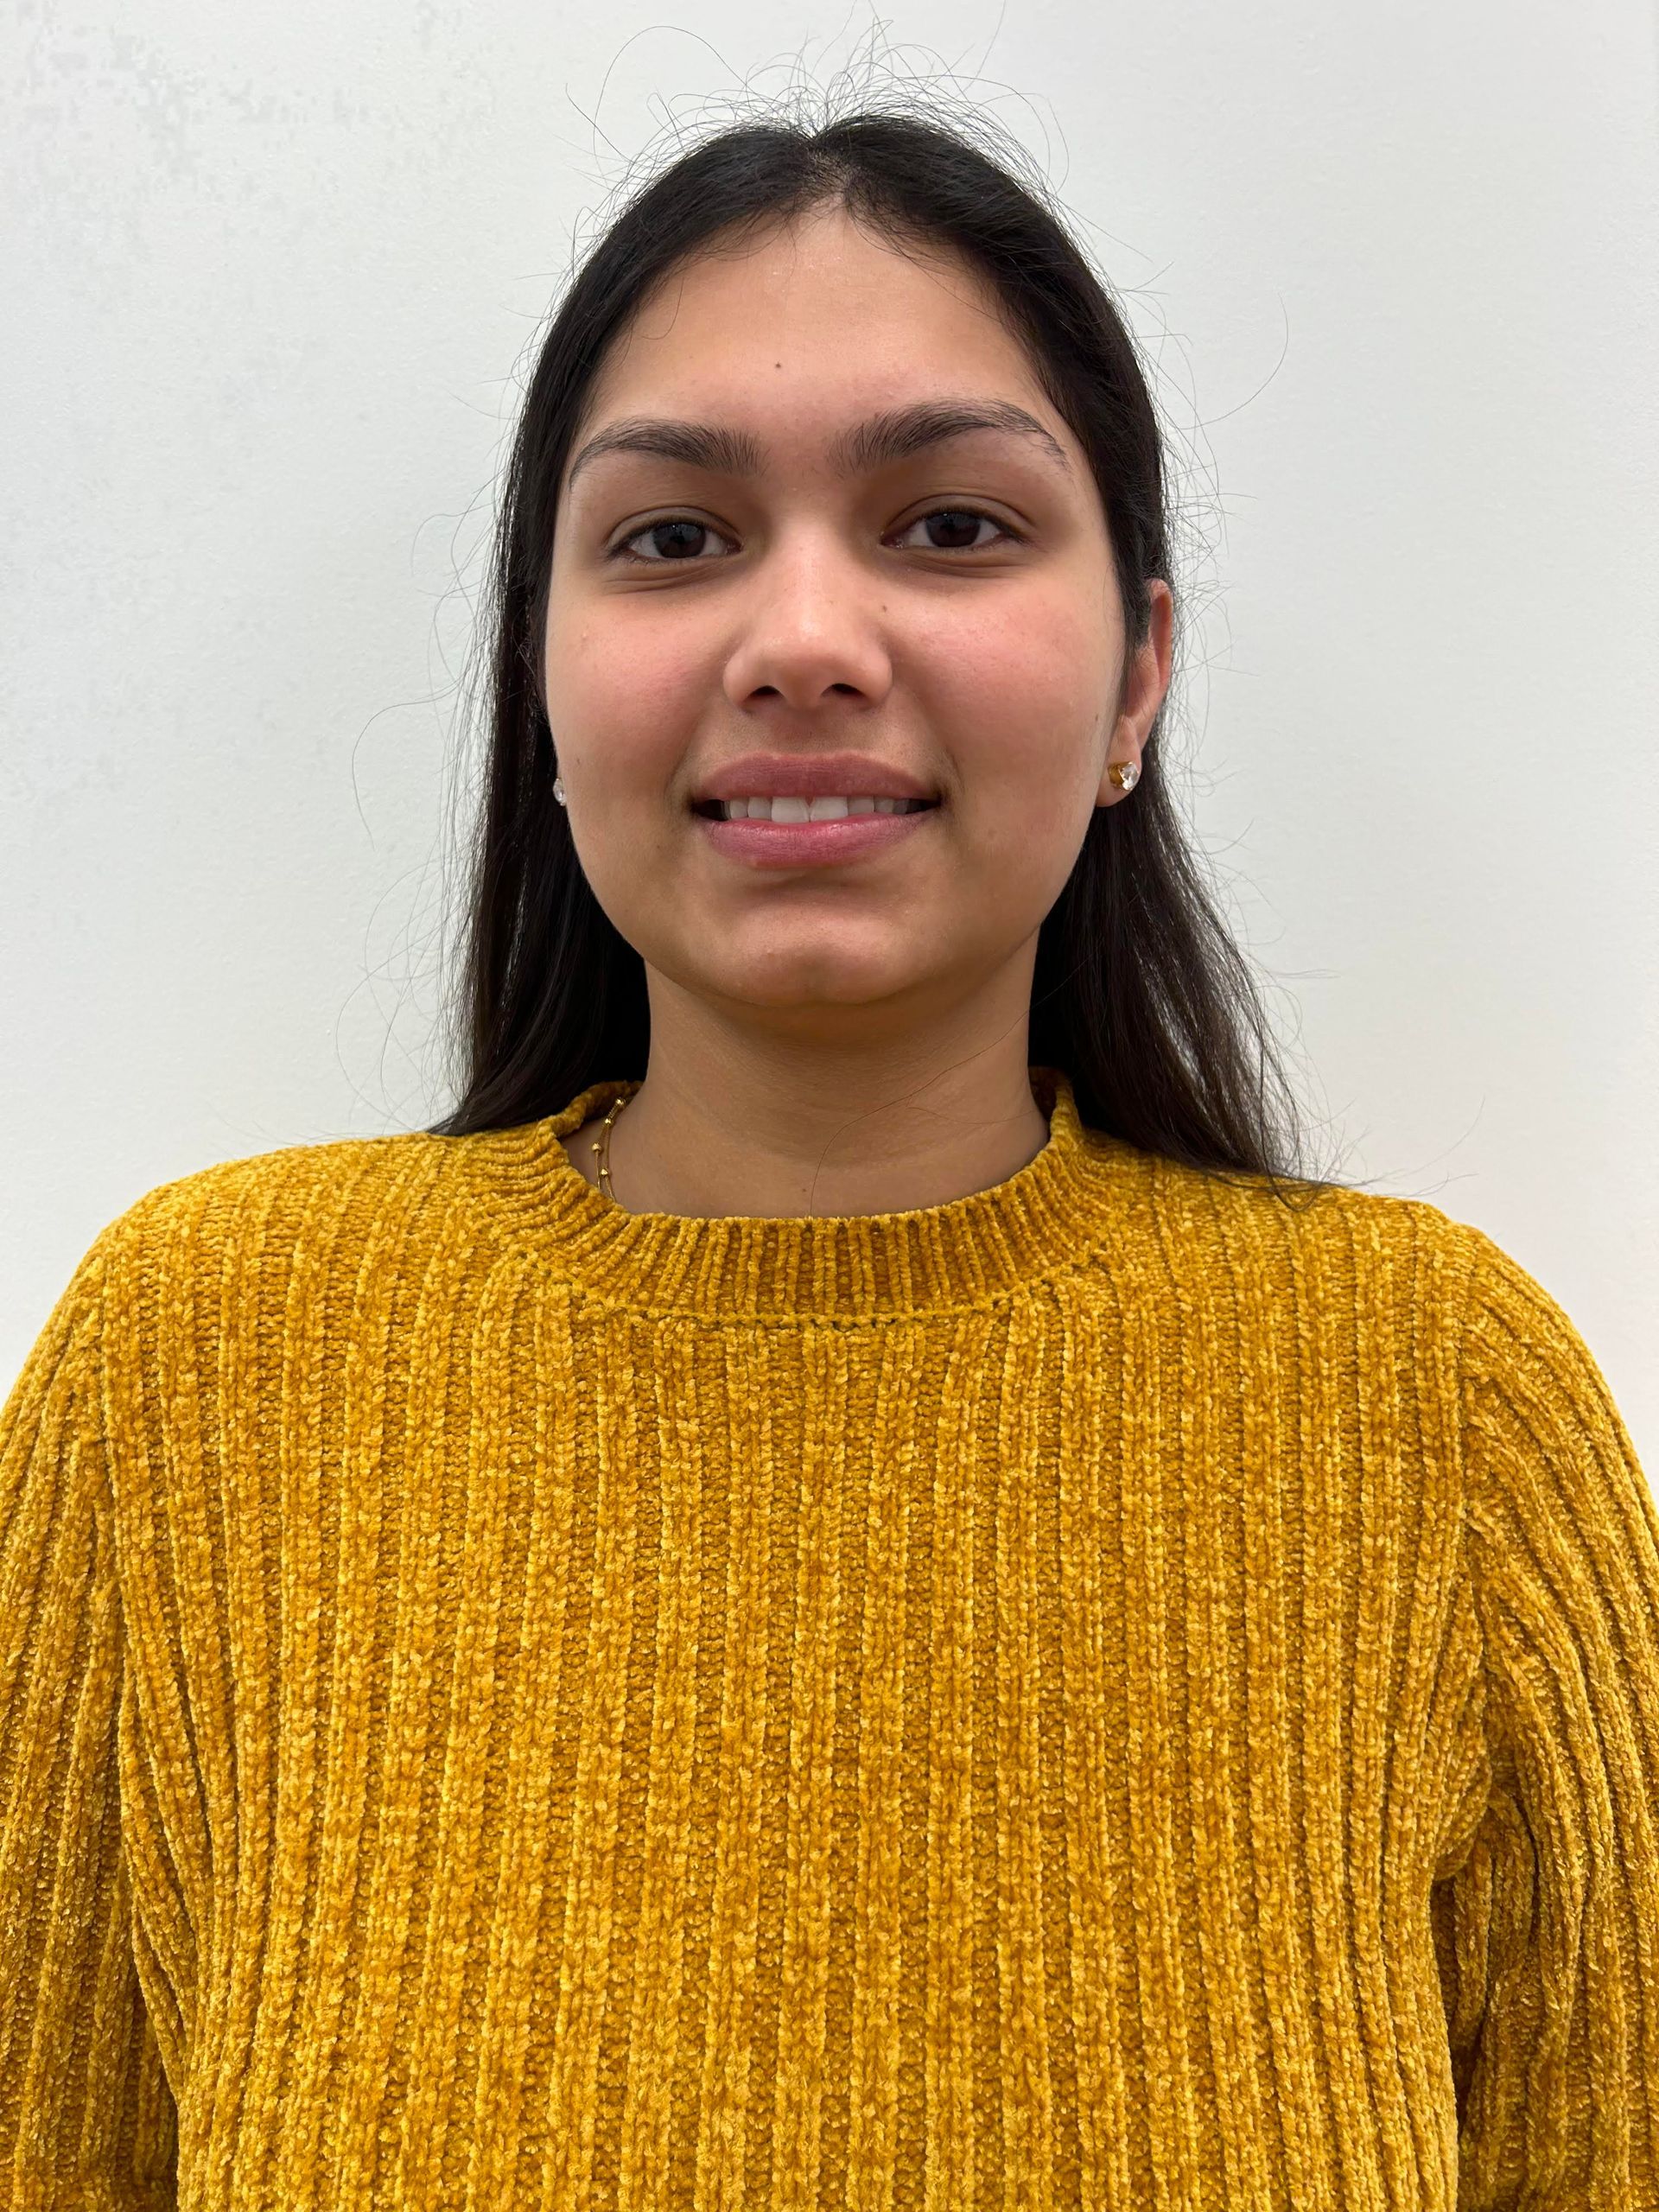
[4, 105, 1656, 2211]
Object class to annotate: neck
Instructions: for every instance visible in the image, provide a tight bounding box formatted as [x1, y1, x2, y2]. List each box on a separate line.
[597, 1019, 1053, 1223]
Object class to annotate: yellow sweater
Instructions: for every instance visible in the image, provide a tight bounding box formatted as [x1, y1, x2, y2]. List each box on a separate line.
[3, 1065, 1656, 2211]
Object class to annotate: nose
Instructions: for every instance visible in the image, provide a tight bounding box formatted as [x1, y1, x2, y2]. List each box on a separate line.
[721, 527, 895, 716]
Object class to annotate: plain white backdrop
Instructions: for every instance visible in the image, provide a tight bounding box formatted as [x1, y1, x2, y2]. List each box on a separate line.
[3, 3, 1656, 1474]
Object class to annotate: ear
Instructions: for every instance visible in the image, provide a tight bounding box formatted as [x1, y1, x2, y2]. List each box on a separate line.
[1096, 579, 1173, 804]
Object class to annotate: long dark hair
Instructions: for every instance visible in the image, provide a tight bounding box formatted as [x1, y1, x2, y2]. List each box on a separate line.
[424, 98, 1350, 1204]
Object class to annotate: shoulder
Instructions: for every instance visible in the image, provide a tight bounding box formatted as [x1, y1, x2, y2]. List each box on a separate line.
[81, 1123, 474, 1316]
[1140, 1154, 1632, 1443]
[10, 1128, 463, 1453]
[1122, 1144, 1492, 1318]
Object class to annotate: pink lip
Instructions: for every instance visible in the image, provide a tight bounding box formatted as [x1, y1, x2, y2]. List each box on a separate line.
[695, 804, 939, 868]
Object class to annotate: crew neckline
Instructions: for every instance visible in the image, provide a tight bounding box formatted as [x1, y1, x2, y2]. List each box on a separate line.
[454, 1064, 1149, 1322]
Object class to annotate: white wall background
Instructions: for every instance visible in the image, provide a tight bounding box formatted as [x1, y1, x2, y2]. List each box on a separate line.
[3, 2, 1656, 1470]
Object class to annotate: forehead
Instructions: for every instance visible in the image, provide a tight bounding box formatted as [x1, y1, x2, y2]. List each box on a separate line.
[572, 207, 1054, 461]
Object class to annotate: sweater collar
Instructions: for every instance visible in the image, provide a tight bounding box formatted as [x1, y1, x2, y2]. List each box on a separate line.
[459, 1064, 1147, 1323]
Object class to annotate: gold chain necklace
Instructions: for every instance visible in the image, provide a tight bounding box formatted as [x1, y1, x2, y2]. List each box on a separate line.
[589, 1088, 632, 1204]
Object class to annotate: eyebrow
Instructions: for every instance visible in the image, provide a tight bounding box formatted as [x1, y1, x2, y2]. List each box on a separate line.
[563, 397, 1073, 493]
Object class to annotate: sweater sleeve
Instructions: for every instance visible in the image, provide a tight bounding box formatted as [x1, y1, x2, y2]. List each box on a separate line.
[1432, 1221, 1659, 2209]
[0, 1227, 178, 2209]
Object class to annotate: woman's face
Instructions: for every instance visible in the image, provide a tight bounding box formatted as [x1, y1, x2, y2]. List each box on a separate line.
[543, 203, 1167, 1045]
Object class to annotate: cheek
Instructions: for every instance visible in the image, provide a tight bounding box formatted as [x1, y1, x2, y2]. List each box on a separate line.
[545, 615, 704, 766]
[922, 597, 1109, 801]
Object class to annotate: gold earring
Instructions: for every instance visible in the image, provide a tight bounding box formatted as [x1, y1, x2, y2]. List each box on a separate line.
[1109, 760, 1141, 791]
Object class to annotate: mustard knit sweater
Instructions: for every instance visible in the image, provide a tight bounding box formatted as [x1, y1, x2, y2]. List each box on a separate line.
[3, 1065, 1656, 2212]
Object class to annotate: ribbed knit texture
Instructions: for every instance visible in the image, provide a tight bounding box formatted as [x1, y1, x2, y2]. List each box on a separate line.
[3, 1063, 1656, 2211]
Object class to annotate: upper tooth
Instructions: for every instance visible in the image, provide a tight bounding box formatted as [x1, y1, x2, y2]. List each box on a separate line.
[726, 795, 913, 821]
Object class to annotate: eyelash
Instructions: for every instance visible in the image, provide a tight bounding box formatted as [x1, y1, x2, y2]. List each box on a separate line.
[602, 505, 1025, 566]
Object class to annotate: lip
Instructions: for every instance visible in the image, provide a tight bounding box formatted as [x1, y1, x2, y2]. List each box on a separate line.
[689, 750, 938, 804]
[696, 804, 939, 868]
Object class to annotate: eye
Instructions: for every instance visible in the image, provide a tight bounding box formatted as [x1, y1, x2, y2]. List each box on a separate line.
[602, 503, 1025, 567]
[606, 516, 735, 565]
[889, 505, 1024, 554]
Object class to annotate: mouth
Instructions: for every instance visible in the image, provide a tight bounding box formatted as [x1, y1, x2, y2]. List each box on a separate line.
[690, 797, 943, 869]
[690, 798, 940, 821]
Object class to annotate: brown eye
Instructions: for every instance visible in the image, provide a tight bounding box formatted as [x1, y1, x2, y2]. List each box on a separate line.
[607, 516, 734, 564]
[891, 506, 1022, 553]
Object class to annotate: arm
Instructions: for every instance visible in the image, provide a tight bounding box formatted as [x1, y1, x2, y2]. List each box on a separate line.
[1433, 1222, 1659, 2208]
[0, 1228, 177, 2209]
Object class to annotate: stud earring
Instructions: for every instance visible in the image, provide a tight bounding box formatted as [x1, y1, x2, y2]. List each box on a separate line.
[553, 777, 566, 805]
